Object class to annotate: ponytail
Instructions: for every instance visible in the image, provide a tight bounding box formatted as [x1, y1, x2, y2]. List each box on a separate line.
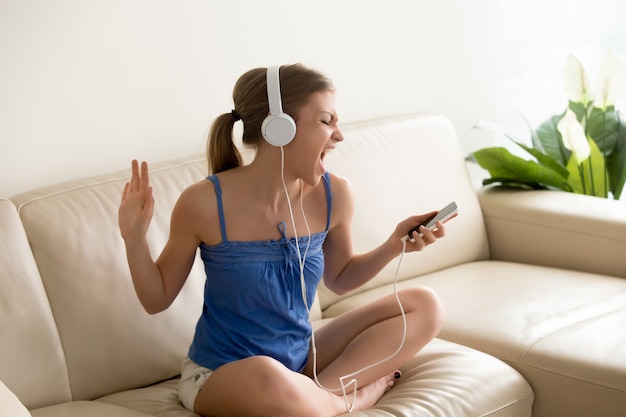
[207, 112, 242, 174]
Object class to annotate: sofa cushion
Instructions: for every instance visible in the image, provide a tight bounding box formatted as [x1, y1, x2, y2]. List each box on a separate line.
[319, 114, 490, 311]
[96, 379, 198, 417]
[30, 401, 155, 417]
[349, 338, 533, 417]
[323, 260, 626, 417]
[96, 339, 532, 417]
[0, 199, 71, 409]
[10, 158, 210, 401]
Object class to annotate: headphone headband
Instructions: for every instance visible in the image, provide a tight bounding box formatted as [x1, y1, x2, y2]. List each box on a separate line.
[266, 66, 282, 117]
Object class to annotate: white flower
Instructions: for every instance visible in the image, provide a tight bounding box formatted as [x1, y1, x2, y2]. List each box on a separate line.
[557, 109, 590, 165]
[563, 54, 594, 105]
[594, 51, 626, 110]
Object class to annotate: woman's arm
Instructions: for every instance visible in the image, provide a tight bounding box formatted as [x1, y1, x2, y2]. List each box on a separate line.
[118, 160, 200, 314]
[322, 175, 445, 295]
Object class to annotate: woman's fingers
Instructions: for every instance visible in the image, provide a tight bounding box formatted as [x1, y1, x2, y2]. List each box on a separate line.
[140, 160, 150, 191]
[128, 160, 150, 194]
[130, 160, 139, 192]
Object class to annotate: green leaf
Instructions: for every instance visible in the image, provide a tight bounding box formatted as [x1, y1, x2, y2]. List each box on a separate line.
[518, 142, 570, 179]
[568, 101, 588, 121]
[472, 147, 572, 191]
[586, 105, 620, 155]
[524, 115, 546, 154]
[534, 114, 571, 166]
[476, 119, 569, 178]
[566, 138, 607, 197]
[606, 116, 626, 199]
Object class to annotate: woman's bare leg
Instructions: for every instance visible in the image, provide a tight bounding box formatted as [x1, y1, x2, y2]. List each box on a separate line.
[192, 287, 443, 417]
[193, 355, 396, 417]
[304, 287, 444, 395]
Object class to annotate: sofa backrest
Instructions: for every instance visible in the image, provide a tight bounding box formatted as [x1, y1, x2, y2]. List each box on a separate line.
[10, 158, 210, 401]
[319, 113, 489, 310]
[0, 199, 71, 409]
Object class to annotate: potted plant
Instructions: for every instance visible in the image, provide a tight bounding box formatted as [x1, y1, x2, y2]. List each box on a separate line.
[469, 52, 626, 200]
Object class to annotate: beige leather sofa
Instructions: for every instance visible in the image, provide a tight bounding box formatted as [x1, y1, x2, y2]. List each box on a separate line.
[1, 113, 624, 417]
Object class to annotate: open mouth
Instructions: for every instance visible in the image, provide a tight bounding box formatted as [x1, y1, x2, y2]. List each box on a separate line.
[319, 148, 333, 172]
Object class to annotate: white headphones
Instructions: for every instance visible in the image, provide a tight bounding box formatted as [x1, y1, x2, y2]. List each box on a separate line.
[261, 65, 297, 147]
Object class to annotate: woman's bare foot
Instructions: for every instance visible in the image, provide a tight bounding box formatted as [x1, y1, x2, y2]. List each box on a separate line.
[349, 371, 397, 412]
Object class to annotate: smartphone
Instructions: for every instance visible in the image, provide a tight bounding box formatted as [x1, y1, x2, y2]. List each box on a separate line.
[405, 201, 458, 242]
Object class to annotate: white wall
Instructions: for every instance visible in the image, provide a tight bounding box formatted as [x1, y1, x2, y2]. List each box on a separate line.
[0, 0, 498, 197]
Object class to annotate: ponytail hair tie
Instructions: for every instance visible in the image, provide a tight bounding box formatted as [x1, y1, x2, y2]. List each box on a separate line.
[231, 110, 241, 122]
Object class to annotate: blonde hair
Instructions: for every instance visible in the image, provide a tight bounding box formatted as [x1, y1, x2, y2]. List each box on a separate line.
[207, 64, 334, 174]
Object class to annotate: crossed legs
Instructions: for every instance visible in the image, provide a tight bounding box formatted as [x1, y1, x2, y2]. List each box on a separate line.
[192, 286, 444, 417]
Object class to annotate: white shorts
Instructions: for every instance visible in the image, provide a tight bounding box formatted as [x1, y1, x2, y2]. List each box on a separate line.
[178, 357, 214, 412]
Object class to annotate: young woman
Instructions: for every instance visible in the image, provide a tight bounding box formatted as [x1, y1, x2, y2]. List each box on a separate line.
[118, 64, 446, 417]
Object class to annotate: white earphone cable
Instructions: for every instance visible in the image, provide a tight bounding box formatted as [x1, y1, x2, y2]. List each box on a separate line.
[310, 239, 408, 412]
[280, 147, 312, 309]
[280, 145, 407, 413]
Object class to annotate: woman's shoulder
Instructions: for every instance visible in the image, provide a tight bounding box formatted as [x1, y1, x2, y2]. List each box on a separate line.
[325, 172, 354, 227]
[171, 179, 220, 242]
[326, 171, 353, 198]
[178, 177, 217, 204]
[175, 177, 224, 222]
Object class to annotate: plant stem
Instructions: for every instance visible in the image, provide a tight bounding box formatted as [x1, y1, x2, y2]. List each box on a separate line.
[602, 110, 608, 197]
[579, 164, 588, 195]
[587, 143, 597, 196]
[584, 105, 595, 196]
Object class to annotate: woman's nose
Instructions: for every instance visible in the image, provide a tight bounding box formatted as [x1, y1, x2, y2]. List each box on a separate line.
[334, 127, 344, 142]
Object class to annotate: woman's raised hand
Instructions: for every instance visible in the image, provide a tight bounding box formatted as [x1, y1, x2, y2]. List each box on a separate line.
[118, 160, 154, 242]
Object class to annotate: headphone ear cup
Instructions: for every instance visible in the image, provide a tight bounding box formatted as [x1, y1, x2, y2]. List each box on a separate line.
[261, 113, 296, 147]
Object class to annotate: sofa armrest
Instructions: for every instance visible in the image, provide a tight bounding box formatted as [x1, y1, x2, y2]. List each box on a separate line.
[478, 187, 626, 279]
[0, 381, 31, 417]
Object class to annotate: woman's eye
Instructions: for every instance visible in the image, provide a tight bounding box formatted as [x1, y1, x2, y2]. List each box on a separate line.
[321, 120, 331, 126]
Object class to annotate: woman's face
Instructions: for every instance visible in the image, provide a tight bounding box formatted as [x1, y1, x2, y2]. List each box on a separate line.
[287, 89, 343, 185]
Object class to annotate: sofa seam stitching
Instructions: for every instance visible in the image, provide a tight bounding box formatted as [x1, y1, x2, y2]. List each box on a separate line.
[479, 392, 534, 417]
[507, 358, 626, 393]
[518, 306, 626, 362]
[484, 215, 626, 245]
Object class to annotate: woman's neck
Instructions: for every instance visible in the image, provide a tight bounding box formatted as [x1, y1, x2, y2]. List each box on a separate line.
[240, 150, 306, 212]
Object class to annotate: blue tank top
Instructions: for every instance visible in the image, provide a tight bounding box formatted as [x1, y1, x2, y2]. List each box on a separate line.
[188, 172, 332, 372]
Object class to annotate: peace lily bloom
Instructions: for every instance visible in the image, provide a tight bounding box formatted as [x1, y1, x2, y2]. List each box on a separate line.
[557, 108, 590, 165]
[563, 54, 594, 106]
[594, 51, 626, 110]
[564, 51, 625, 108]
